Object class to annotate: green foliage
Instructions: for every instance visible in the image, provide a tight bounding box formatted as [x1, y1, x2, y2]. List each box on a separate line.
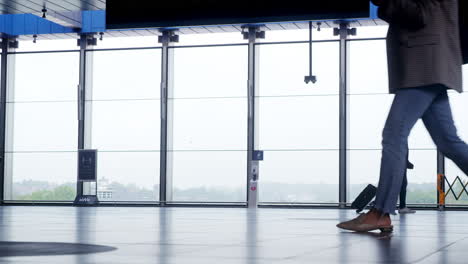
[12, 180, 468, 205]
[407, 189, 437, 204]
[18, 185, 76, 201]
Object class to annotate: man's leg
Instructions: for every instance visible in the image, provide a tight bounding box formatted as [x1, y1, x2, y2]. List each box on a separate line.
[422, 90, 468, 176]
[373, 86, 444, 215]
[337, 86, 444, 232]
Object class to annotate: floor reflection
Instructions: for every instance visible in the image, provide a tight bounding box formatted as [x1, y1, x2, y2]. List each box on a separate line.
[247, 208, 258, 264]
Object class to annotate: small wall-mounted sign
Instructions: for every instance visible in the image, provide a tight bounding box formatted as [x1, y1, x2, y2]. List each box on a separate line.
[253, 150, 264, 161]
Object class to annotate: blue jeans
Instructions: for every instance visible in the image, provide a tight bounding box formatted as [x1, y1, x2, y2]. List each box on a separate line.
[375, 85, 468, 214]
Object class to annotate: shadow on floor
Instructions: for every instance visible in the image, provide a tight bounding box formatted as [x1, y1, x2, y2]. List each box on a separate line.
[0, 242, 116, 257]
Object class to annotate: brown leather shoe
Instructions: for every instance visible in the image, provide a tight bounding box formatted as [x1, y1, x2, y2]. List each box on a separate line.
[337, 212, 393, 233]
[336, 213, 367, 230]
[350, 221, 394, 233]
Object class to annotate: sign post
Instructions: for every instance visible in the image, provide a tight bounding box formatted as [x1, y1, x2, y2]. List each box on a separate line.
[74, 149, 99, 205]
[248, 150, 263, 208]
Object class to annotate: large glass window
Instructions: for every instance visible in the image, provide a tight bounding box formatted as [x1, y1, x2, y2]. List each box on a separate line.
[93, 35, 160, 50]
[349, 25, 389, 40]
[176, 32, 246, 46]
[348, 39, 437, 205]
[168, 45, 248, 203]
[259, 27, 338, 42]
[445, 68, 468, 206]
[88, 48, 162, 202]
[4, 27, 456, 207]
[5, 52, 79, 201]
[257, 42, 340, 203]
[16, 37, 78, 52]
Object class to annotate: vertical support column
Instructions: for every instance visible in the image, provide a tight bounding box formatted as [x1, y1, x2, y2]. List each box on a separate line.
[159, 30, 178, 206]
[247, 27, 256, 208]
[437, 150, 445, 210]
[245, 26, 264, 208]
[0, 38, 9, 203]
[76, 34, 96, 198]
[2, 38, 19, 200]
[0, 38, 17, 202]
[338, 24, 349, 209]
[335, 23, 356, 209]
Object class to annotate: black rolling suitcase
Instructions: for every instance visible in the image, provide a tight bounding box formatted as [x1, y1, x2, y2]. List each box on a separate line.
[350, 159, 414, 213]
[351, 184, 377, 213]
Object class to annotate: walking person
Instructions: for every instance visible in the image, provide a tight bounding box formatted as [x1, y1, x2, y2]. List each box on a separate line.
[338, 0, 468, 232]
[399, 158, 416, 214]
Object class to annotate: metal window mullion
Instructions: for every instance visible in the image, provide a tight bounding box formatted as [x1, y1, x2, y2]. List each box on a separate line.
[0, 39, 9, 203]
[247, 27, 258, 207]
[77, 34, 89, 197]
[160, 32, 170, 206]
[339, 25, 349, 209]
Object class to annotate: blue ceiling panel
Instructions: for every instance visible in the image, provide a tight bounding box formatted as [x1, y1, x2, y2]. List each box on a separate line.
[81, 10, 105, 33]
[0, 14, 75, 36]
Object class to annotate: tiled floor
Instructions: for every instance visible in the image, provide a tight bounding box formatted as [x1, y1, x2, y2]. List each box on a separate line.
[0, 206, 467, 263]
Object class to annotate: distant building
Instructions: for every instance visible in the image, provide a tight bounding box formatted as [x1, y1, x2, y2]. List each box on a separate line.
[98, 178, 113, 201]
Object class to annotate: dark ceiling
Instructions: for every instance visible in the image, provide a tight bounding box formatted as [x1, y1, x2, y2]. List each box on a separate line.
[0, 1, 385, 40]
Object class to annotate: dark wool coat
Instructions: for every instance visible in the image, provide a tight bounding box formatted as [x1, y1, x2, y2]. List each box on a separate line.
[372, 0, 463, 93]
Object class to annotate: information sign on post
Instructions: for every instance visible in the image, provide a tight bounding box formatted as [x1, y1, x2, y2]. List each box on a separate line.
[78, 149, 97, 181]
[74, 149, 99, 205]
